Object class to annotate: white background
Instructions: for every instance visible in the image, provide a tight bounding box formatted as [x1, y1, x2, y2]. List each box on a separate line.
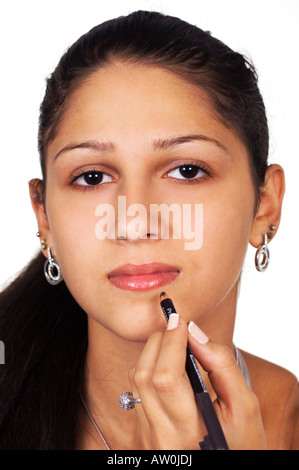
[0, 0, 298, 377]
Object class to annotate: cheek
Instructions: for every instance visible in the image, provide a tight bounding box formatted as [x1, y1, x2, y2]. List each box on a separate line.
[45, 191, 104, 279]
[179, 184, 255, 314]
[202, 169, 255, 261]
[185, 206, 249, 280]
[204, 201, 252, 262]
[46, 196, 117, 325]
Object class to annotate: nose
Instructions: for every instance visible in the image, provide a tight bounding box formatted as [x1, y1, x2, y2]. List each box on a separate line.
[115, 178, 175, 243]
[95, 178, 181, 243]
[116, 194, 159, 242]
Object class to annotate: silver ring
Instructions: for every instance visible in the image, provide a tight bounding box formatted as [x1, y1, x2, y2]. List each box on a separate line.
[44, 258, 62, 285]
[119, 392, 141, 410]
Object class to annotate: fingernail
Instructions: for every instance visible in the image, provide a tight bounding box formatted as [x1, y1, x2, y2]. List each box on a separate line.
[188, 321, 209, 344]
[167, 313, 179, 330]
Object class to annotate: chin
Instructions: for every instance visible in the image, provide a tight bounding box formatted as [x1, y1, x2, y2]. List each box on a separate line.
[90, 311, 166, 343]
[123, 316, 166, 341]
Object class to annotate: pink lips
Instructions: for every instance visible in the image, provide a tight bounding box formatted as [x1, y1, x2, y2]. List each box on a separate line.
[108, 262, 180, 291]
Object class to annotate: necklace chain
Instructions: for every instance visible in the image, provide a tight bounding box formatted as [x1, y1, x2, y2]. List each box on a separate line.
[80, 394, 111, 450]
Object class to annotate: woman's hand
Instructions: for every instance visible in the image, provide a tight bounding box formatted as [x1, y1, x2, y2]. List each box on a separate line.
[128, 314, 268, 450]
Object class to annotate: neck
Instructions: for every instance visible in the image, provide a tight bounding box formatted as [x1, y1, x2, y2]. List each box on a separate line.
[81, 320, 146, 449]
[80, 284, 238, 449]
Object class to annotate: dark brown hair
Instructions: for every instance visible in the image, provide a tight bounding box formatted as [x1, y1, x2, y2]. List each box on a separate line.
[0, 10, 269, 449]
[38, 10, 269, 202]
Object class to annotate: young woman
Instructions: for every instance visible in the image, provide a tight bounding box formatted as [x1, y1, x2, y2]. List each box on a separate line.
[0, 10, 297, 450]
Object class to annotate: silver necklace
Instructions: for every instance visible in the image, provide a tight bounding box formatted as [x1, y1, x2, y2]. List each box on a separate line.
[80, 395, 111, 450]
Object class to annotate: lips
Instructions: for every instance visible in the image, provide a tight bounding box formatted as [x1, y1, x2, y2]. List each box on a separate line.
[108, 262, 180, 291]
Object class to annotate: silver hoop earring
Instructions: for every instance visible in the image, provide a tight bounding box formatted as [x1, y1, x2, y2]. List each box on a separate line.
[44, 247, 62, 285]
[255, 234, 270, 272]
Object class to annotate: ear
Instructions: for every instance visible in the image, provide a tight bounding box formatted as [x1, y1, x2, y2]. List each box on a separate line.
[28, 178, 53, 259]
[249, 164, 285, 248]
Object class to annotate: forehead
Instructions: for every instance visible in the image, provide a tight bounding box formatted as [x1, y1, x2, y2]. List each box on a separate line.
[47, 63, 244, 158]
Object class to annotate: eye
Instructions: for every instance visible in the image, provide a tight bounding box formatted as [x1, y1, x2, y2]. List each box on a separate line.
[73, 170, 113, 187]
[167, 164, 206, 180]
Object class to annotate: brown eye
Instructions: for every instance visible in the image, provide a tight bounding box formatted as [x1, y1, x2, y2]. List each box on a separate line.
[179, 165, 200, 179]
[83, 172, 103, 185]
[74, 171, 112, 186]
[168, 164, 205, 180]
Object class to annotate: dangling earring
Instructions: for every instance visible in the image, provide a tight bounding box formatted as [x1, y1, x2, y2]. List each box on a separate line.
[255, 233, 270, 272]
[44, 247, 62, 285]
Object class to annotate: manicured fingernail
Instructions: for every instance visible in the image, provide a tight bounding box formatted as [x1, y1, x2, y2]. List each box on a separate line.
[188, 321, 209, 344]
[167, 313, 179, 330]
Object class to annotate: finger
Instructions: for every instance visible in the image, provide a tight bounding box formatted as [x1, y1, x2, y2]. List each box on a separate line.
[129, 328, 167, 425]
[132, 317, 196, 421]
[149, 314, 204, 436]
[187, 322, 270, 450]
[131, 316, 205, 449]
[187, 321, 255, 409]
[154, 314, 188, 385]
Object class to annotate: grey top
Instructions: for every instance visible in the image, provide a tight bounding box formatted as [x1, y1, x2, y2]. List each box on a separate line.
[235, 347, 252, 389]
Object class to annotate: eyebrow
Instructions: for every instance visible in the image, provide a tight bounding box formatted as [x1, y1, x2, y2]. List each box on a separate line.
[153, 134, 227, 152]
[53, 134, 227, 161]
[53, 140, 116, 161]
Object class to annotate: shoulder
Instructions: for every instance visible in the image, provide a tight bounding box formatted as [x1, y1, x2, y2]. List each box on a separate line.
[241, 350, 299, 450]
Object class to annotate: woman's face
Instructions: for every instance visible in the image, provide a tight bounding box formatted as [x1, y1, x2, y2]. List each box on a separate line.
[44, 64, 256, 341]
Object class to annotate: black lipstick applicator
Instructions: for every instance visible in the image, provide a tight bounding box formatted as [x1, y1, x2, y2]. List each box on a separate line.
[160, 292, 229, 450]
